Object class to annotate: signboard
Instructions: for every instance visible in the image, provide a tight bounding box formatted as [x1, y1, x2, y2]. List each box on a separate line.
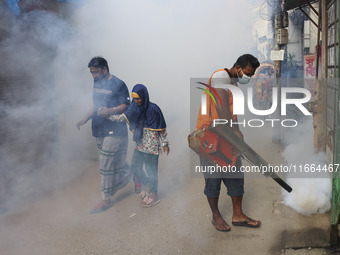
[304, 54, 316, 99]
[270, 50, 285, 61]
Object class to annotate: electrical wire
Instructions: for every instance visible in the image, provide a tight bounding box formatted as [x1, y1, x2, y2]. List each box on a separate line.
[259, 0, 272, 21]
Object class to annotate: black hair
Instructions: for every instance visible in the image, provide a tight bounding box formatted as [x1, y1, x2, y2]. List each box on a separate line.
[88, 56, 110, 72]
[233, 54, 260, 70]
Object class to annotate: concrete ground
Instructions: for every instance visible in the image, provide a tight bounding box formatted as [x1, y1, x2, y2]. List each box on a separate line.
[0, 125, 338, 255]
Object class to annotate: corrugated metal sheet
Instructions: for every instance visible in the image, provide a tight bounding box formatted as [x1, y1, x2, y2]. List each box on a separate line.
[285, 0, 319, 11]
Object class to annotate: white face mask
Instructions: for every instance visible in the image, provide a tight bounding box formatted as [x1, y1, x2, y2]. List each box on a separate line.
[237, 69, 251, 84]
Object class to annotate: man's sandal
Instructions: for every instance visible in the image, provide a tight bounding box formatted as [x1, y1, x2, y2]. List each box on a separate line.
[90, 200, 113, 214]
[211, 221, 231, 232]
[231, 218, 261, 228]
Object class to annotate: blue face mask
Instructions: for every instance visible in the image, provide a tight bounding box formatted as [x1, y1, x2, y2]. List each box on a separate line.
[237, 69, 251, 84]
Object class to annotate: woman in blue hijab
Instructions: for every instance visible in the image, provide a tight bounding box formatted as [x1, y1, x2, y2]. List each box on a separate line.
[108, 84, 170, 207]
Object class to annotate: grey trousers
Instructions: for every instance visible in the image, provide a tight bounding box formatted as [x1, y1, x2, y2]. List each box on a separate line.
[96, 136, 132, 200]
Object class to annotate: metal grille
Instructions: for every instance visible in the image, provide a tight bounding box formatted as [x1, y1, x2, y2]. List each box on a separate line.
[326, 0, 339, 162]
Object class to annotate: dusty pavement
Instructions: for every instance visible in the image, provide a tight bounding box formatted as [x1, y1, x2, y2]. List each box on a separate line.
[0, 125, 338, 255]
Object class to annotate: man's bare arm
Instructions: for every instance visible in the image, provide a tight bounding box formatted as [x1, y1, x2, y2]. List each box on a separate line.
[76, 106, 93, 130]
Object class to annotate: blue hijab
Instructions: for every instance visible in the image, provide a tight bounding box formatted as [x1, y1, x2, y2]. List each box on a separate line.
[123, 84, 166, 143]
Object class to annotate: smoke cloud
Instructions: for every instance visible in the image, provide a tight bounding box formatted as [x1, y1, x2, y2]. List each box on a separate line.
[2, 0, 331, 219]
[0, 10, 72, 207]
[0, 0, 259, 209]
[54, 0, 259, 189]
[282, 119, 332, 215]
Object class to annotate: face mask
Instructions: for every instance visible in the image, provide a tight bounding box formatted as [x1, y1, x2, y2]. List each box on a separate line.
[237, 69, 251, 84]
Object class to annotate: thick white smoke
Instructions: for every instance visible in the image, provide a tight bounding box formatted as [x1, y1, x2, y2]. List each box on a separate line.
[0, 0, 259, 209]
[282, 119, 332, 215]
[54, 0, 259, 187]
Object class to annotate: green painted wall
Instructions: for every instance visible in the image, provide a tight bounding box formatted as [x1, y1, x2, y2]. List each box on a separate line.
[331, 0, 340, 230]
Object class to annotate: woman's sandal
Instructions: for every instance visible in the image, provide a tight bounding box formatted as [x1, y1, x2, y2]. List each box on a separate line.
[141, 197, 160, 208]
[140, 190, 149, 200]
